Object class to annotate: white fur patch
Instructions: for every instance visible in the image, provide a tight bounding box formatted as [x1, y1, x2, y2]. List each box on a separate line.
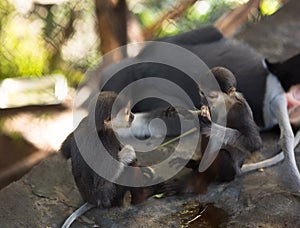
[118, 144, 136, 164]
[263, 73, 285, 129]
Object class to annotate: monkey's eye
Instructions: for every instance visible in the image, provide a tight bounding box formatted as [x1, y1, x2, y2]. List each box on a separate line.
[208, 91, 218, 99]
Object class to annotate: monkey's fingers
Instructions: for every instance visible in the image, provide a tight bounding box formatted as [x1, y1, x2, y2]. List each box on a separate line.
[199, 111, 211, 131]
[119, 145, 136, 165]
[140, 166, 155, 179]
[200, 105, 211, 121]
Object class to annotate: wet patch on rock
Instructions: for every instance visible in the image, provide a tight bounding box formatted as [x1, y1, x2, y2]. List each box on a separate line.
[175, 202, 228, 228]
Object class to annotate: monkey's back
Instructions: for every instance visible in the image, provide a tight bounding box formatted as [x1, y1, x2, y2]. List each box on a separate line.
[62, 119, 127, 207]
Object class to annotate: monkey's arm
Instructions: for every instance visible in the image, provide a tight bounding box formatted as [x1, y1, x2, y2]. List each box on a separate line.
[201, 123, 261, 152]
[111, 145, 136, 182]
[198, 121, 262, 172]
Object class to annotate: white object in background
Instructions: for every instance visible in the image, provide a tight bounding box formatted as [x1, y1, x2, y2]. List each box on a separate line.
[0, 74, 68, 108]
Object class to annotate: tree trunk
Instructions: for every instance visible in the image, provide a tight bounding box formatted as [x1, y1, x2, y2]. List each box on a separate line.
[214, 0, 261, 37]
[95, 0, 128, 63]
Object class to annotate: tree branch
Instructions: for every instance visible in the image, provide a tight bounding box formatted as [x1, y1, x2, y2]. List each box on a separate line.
[214, 0, 261, 37]
[143, 0, 198, 40]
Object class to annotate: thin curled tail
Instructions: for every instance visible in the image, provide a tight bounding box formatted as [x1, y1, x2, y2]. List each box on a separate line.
[61, 202, 95, 228]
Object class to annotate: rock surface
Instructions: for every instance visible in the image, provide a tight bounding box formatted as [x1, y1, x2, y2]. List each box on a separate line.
[0, 130, 299, 227]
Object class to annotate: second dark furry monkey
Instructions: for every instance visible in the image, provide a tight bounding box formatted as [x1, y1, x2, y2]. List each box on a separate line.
[206, 67, 263, 174]
[167, 67, 262, 194]
[61, 91, 156, 228]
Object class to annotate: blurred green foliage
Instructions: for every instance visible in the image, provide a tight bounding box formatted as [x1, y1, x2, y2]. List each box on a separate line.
[260, 0, 281, 16]
[0, 0, 97, 86]
[0, 1, 47, 80]
[0, 16, 48, 79]
[131, 0, 233, 37]
[132, 0, 282, 37]
[0, 0, 282, 86]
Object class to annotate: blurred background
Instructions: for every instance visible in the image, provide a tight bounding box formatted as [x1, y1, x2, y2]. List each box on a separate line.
[0, 0, 286, 189]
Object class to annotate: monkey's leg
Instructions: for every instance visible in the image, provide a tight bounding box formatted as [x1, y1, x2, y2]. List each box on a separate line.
[199, 123, 262, 172]
[169, 157, 200, 170]
[241, 129, 300, 174]
[162, 172, 210, 195]
[227, 148, 248, 176]
[130, 181, 163, 205]
[268, 94, 300, 191]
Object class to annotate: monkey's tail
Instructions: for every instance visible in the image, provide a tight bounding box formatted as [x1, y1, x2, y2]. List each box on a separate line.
[60, 133, 73, 159]
[61, 202, 95, 228]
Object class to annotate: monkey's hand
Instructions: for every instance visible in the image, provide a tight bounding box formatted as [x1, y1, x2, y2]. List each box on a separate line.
[119, 145, 156, 179]
[140, 166, 155, 179]
[118, 145, 137, 165]
[199, 105, 212, 131]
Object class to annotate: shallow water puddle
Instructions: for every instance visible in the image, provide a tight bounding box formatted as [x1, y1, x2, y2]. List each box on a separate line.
[177, 202, 228, 228]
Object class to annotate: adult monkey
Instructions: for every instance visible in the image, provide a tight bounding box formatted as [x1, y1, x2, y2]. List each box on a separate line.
[96, 26, 300, 191]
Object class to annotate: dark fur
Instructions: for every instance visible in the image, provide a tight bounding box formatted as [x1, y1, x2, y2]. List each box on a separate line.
[166, 68, 262, 194]
[61, 91, 157, 208]
[210, 67, 237, 93]
[62, 129, 128, 207]
[265, 53, 300, 91]
[100, 26, 268, 127]
[97, 26, 300, 191]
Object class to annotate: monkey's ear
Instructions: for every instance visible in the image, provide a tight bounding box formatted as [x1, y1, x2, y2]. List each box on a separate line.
[104, 117, 112, 127]
[126, 100, 132, 110]
[228, 87, 236, 97]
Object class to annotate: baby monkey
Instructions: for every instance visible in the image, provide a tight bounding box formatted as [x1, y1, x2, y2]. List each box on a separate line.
[167, 67, 262, 194]
[61, 91, 154, 228]
[205, 67, 263, 174]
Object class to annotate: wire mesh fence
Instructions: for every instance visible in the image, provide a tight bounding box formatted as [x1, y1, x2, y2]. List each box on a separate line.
[0, 0, 281, 85]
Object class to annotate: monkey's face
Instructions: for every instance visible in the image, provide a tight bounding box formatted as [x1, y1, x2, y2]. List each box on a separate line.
[205, 90, 236, 123]
[206, 89, 239, 109]
[109, 102, 135, 129]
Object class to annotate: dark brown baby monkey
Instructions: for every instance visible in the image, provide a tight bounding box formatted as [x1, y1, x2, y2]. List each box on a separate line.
[61, 91, 156, 228]
[167, 67, 262, 194]
[206, 67, 263, 174]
